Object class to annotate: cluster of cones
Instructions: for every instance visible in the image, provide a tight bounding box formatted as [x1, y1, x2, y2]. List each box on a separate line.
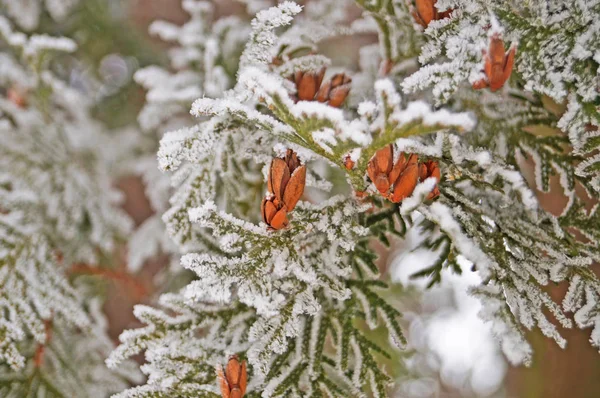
[261, 149, 306, 230]
[288, 36, 514, 101]
[261, 26, 515, 230]
[261, 145, 441, 231]
[290, 68, 352, 108]
[367, 144, 440, 203]
[260, 66, 349, 230]
[411, 0, 515, 92]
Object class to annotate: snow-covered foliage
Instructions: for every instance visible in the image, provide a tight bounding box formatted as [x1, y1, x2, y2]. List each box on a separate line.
[101, 0, 587, 395]
[402, 0, 600, 193]
[0, 0, 80, 31]
[0, 10, 139, 397]
[394, 133, 600, 365]
[0, 300, 142, 397]
[2, 0, 600, 396]
[135, 0, 248, 134]
[391, 230, 507, 397]
[123, 0, 254, 272]
[107, 0, 600, 395]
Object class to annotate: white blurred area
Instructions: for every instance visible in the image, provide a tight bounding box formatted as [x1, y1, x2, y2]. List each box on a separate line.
[390, 221, 507, 397]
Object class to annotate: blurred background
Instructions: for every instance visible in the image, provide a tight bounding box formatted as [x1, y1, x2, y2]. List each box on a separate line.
[34, 0, 599, 396]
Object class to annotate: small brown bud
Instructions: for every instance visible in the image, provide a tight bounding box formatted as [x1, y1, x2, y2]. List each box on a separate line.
[344, 155, 355, 170]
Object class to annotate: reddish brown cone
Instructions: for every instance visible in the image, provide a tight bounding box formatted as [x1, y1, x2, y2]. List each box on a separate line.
[473, 34, 516, 92]
[367, 145, 420, 203]
[262, 149, 306, 230]
[389, 154, 419, 203]
[367, 145, 441, 203]
[217, 355, 247, 398]
[261, 197, 289, 230]
[367, 145, 395, 195]
[412, 0, 453, 28]
[291, 68, 352, 107]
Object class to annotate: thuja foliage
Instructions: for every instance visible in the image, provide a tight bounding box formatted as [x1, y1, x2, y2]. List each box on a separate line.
[103, 0, 600, 396]
[1, 0, 599, 397]
[0, 3, 142, 397]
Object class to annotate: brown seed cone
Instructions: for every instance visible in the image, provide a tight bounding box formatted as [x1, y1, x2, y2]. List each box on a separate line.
[389, 155, 419, 203]
[293, 68, 326, 101]
[412, 0, 452, 27]
[262, 196, 289, 230]
[217, 355, 248, 398]
[267, 149, 305, 209]
[267, 151, 306, 212]
[367, 145, 395, 195]
[368, 146, 434, 203]
[315, 73, 352, 107]
[263, 149, 306, 230]
[388, 152, 411, 186]
[291, 68, 351, 107]
[473, 35, 516, 92]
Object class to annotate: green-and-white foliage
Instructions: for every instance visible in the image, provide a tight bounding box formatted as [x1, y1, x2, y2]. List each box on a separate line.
[108, 0, 600, 397]
[0, 9, 140, 397]
[402, 0, 600, 193]
[1, 0, 599, 397]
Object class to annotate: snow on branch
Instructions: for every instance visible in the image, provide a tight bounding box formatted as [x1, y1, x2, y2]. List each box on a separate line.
[240, 1, 303, 68]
